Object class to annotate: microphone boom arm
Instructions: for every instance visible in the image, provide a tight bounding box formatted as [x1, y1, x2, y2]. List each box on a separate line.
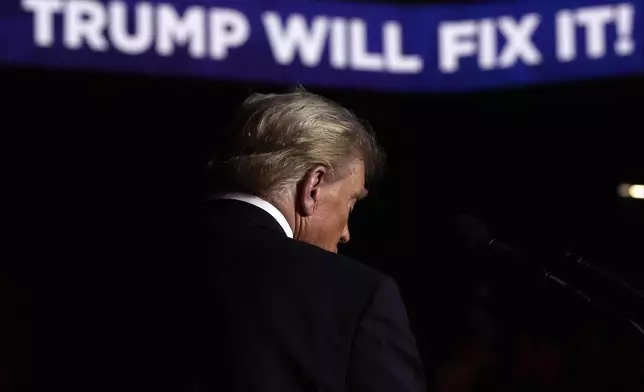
[542, 267, 644, 340]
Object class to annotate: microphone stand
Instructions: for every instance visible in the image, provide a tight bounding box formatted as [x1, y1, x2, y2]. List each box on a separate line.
[541, 267, 644, 340]
[482, 235, 644, 341]
[459, 213, 644, 343]
[563, 252, 644, 303]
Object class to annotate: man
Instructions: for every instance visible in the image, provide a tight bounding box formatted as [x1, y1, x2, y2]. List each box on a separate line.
[149, 88, 426, 392]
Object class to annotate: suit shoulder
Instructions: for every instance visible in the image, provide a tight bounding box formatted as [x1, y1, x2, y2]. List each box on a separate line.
[277, 237, 388, 291]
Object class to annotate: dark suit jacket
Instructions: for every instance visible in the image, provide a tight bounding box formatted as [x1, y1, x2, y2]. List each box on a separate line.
[130, 199, 426, 392]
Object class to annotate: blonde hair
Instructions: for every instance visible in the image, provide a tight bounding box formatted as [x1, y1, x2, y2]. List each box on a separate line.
[209, 87, 384, 199]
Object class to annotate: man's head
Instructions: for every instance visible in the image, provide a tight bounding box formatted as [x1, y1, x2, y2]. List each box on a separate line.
[210, 87, 384, 253]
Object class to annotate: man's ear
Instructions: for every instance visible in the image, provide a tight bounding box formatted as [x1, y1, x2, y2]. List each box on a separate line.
[297, 166, 327, 217]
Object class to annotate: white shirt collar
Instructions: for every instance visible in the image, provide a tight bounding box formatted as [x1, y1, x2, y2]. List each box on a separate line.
[216, 193, 294, 238]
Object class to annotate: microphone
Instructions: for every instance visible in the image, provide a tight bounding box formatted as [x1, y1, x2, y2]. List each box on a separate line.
[456, 213, 534, 261]
[456, 214, 644, 343]
[456, 214, 644, 305]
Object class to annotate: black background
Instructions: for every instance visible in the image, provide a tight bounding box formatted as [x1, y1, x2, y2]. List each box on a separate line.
[1, 0, 643, 386]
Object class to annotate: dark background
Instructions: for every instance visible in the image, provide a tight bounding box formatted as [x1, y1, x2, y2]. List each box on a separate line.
[1, 0, 644, 390]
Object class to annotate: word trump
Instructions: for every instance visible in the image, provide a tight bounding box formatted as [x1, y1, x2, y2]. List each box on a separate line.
[22, 0, 251, 59]
[21, 0, 424, 73]
[438, 2, 636, 73]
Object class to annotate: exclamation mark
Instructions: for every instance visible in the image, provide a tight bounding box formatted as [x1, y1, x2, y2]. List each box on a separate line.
[614, 3, 635, 56]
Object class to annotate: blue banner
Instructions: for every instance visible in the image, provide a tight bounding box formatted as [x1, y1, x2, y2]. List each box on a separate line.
[1, 0, 642, 91]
